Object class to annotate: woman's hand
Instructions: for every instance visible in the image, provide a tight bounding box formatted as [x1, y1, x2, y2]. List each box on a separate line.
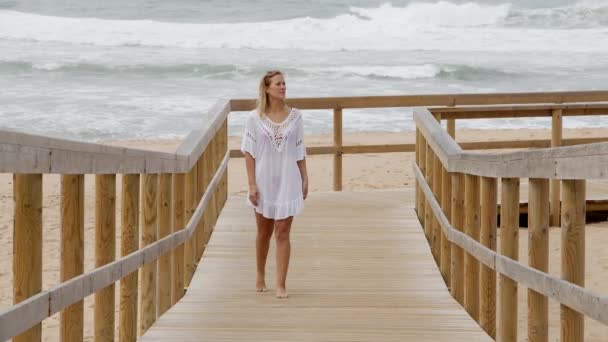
[249, 184, 259, 206]
[302, 179, 308, 200]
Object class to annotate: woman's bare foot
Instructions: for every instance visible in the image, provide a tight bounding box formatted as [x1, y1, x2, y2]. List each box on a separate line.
[276, 287, 288, 298]
[256, 279, 267, 292]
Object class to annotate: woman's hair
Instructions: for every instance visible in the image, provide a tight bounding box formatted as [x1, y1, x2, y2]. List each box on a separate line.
[256, 70, 284, 118]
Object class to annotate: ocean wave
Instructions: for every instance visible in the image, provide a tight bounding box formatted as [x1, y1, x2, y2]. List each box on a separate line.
[0, 59, 525, 81]
[506, 0, 608, 29]
[304, 64, 524, 81]
[1, 2, 607, 52]
[0, 60, 249, 76]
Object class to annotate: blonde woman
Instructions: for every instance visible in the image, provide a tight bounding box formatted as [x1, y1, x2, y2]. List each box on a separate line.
[241, 70, 308, 298]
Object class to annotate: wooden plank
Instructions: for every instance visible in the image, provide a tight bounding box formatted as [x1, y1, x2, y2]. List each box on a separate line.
[419, 135, 427, 228]
[229, 90, 608, 111]
[140, 174, 158, 335]
[450, 173, 465, 305]
[464, 174, 480, 322]
[334, 108, 343, 191]
[528, 178, 549, 342]
[60, 174, 85, 342]
[432, 153, 443, 264]
[120, 174, 140, 342]
[424, 145, 435, 241]
[95, 174, 116, 342]
[479, 177, 497, 339]
[498, 178, 519, 342]
[551, 109, 563, 226]
[13, 174, 43, 342]
[140, 190, 492, 342]
[158, 173, 172, 316]
[560, 180, 585, 342]
[172, 173, 186, 305]
[440, 166, 451, 287]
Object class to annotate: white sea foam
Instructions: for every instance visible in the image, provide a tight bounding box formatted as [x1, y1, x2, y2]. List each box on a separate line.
[1, 2, 607, 52]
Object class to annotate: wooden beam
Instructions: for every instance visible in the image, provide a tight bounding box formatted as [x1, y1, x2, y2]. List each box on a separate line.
[528, 178, 549, 342]
[229, 90, 608, 111]
[140, 174, 158, 335]
[479, 177, 497, 339]
[13, 174, 43, 342]
[561, 180, 586, 342]
[120, 174, 139, 342]
[450, 173, 465, 305]
[464, 174, 480, 322]
[95, 174, 116, 342]
[499, 178, 519, 342]
[61, 174, 85, 342]
[334, 108, 343, 191]
[551, 109, 563, 226]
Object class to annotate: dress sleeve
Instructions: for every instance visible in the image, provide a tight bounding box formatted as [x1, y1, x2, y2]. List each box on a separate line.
[240, 113, 257, 159]
[295, 111, 306, 161]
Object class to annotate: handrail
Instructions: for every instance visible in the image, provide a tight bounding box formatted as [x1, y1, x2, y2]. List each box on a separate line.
[230, 90, 608, 111]
[0, 99, 230, 174]
[0, 152, 229, 341]
[413, 163, 608, 325]
[414, 107, 608, 179]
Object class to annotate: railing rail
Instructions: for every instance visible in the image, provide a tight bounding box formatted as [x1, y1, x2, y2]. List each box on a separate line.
[0, 100, 230, 341]
[414, 106, 608, 341]
[3, 90, 608, 341]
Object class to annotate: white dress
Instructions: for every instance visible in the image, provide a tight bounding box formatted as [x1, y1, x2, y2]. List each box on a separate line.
[240, 107, 307, 220]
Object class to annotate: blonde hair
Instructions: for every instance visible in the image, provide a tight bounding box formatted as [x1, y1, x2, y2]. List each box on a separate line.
[256, 70, 285, 118]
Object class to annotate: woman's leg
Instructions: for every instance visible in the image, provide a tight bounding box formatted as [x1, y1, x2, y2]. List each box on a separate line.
[274, 216, 293, 298]
[255, 211, 274, 292]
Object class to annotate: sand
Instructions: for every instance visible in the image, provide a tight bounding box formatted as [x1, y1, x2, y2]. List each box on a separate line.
[1, 128, 607, 341]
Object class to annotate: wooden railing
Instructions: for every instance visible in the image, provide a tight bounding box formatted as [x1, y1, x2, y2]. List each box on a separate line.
[0, 100, 230, 341]
[229, 92, 608, 211]
[413, 107, 608, 341]
[2, 90, 608, 341]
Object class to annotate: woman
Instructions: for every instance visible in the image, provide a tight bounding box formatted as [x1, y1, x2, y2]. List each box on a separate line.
[240, 70, 308, 299]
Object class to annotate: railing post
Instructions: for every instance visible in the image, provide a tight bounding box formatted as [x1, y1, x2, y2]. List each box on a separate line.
[61, 174, 85, 342]
[432, 152, 443, 263]
[499, 178, 520, 342]
[13, 174, 43, 342]
[450, 173, 465, 305]
[333, 108, 343, 191]
[418, 134, 427, 227]
[480, 177, 497, 338]
[158, 173, 172, 316]
[184, 165, 197, 286]
[550, 109, 563, 226]
[415, 128, 421, 218]
[561, 179, 585, 342]
[196, 152, 206, 261]
[424, 144, 435, 241]
[528, 178, 549, 342]
[172, 173, 186, 305]
[440, 165, 451, 287]
[464, 174, 480, 322]
[95, 174, 116, 342]
[120, 174, 140, 342]
[447, 118, 456, 138]
[140, 173, 158, 335]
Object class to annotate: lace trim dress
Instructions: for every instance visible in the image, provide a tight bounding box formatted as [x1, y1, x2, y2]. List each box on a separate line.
[240, 107, 307, 219]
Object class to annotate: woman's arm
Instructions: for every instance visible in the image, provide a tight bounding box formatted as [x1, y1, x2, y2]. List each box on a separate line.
[297, 159, 308, 200]
[244, 153, 258, 205]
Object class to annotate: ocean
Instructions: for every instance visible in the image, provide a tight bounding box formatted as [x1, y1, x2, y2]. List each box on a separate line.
[1, 0, 608, 141]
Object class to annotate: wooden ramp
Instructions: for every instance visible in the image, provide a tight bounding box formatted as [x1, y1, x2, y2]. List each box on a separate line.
[140, 189, 491, 341]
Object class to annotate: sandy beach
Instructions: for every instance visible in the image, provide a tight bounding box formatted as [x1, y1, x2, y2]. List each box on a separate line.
[1, 128, 607, 341]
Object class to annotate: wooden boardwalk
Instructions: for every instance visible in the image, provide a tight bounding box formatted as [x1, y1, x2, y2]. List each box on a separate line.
[140, 189, 492, 341]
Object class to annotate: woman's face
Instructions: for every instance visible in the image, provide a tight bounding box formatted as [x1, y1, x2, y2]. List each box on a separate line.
[266, 74, 286, 100]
